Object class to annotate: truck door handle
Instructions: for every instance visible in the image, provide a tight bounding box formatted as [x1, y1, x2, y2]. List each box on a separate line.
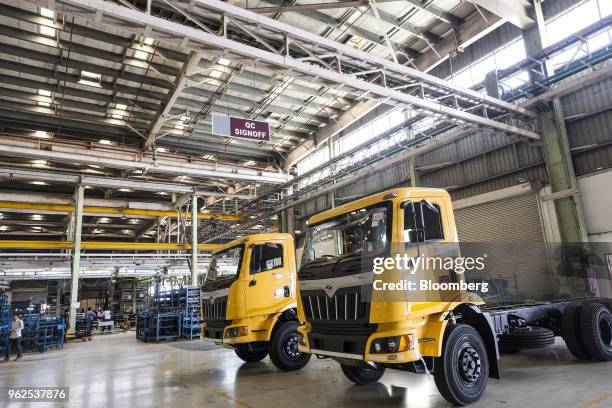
[249, 279, 257, 287]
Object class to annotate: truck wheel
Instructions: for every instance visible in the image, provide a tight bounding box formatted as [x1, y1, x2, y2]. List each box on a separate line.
[268, 321, 311, 371]
[234, 348, 268, 363]
[434, 324, 489, 406]
[561, 302, 591, 360]
[498, 326, 555, 350]
[580, 303, 612, 362]
[340, 364, 385, 385]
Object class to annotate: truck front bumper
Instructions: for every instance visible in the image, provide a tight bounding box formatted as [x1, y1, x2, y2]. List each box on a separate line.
[202, 315, 273, 346]
[297, 321, 425, 364]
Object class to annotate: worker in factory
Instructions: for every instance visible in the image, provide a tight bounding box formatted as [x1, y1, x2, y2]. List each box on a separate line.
[85, 307, 97, 321]
[4, 314, 24, 362]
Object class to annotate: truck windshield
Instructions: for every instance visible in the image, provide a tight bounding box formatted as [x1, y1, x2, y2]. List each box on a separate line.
[207, 244, 244, 281]
[302, 205, 389, 265]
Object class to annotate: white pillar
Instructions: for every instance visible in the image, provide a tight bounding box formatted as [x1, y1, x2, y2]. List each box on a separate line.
[69, 184, 84, 333]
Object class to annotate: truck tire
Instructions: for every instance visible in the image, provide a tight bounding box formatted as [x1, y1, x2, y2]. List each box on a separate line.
[268, 321, 311, 371]
[340, 364, 385, 385]
[561, 302, 591, 360]
[234, 348, 268, 363]
[580, 302, 612, 362]
[434, 324, 489, 406]
[498, 326, 555, 350]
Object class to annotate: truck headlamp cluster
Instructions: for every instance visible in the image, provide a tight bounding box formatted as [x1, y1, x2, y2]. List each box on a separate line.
[370, 335, 413, 354]
[225, 326, 249, 338]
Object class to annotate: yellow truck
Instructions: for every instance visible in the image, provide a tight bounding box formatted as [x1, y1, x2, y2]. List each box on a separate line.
[295, 188, 612, 405]
[201, 233, 311, 371]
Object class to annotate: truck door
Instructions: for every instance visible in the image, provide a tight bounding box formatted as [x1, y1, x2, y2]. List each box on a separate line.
[244, 241, 293, 316]
[402, 198, 458, 302]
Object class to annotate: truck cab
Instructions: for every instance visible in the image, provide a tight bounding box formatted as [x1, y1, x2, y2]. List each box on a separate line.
[295, 188, 499, 405]
[201, 233, 311, 371]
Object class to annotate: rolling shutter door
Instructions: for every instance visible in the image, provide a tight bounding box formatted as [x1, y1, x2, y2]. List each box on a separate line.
[454, 193, 554, 304]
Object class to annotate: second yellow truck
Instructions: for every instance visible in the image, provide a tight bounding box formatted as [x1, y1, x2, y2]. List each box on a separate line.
[201, 233, 311, 371]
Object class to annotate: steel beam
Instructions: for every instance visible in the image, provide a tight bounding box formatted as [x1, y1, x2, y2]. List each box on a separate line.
[248, 0, 399, 13]
[469, 0, 534, 29]
[0, 201, 241, 220]
[27, 0, 538, 140]
[146, 51, 203, 148]
[0, 167, 254, 197]
[0, 240, 221, 251]
[69, 184, 84, 334]
[0, 138, 290, 184]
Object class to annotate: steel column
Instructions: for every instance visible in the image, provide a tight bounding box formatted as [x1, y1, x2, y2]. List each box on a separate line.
[191, 193, 198, 285]
[69, 184, 84, 334]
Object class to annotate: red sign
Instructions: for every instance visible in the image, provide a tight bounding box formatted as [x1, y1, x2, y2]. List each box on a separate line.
[229, 117, 270, 142]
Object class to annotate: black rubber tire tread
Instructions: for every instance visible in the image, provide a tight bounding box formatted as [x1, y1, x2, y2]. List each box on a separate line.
[561, 302, 591, 360]
[580, 302, 612, 362]
[498, 326, 555, 350]
[340, 364, 386, 385]
[596, 299, 612, 312]
[234, 348, 268, 363]
[268, 321, 311, 371]
[434, 324, 489, 406]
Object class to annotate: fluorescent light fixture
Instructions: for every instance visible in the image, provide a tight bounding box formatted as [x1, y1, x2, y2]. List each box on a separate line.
[175, 124, 185, 130]
[98, 139, 113, 145]
[31, 159, 47, 166]
[243, 160, 255, 166]
[180, 115, 190, 121]
[127, 219, 141, 224]
[30, 181, 47, 185]
[156, 191, 169, 196]
[79, 70, 102, 87]
[38, 101, 50, 107]
[134, 50, 148, 60]
[38, 89, 51, 97]
[92, 229, 104, 234]
[34, 130, 51, 138]
[122, 229, 133, 234]
[218, 58, 230, 65]
[40, 7, 54, 18]
[30, 214, 44, 220]
[156, 147, 168, 153]
[112, 114, 124, 120]
[98, 217, 111, 224]
[115, 103, 127, 110]
[210, 70, 223, 79]
[144, 37, 154, 45]
[117, 188, 132, 193]
[39, 25, 56, 37]
[81, 70, 101, 80]
[202, 154, 216, 160]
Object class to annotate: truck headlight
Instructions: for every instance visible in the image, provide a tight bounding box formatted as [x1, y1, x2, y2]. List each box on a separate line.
[225, 326, 249, 338]
[370, 335, 413, 354]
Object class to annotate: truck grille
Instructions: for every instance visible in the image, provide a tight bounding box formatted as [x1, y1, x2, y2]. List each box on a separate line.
[302, 287, 369, 322]
[202, 296, 227, 320]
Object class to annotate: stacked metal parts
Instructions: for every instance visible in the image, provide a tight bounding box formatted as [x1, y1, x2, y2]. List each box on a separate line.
[136, 286, 201, 343]
[0, 298, 65, 353]
[0, 296, 10, 356]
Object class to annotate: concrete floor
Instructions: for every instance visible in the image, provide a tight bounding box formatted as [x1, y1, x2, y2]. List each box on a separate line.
[1, 332, 610, 408]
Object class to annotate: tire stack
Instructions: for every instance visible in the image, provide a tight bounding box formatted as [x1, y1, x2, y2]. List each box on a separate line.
[561, 300, 612, 362]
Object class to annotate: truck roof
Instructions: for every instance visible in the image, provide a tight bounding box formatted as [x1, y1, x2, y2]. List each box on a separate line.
[212, 232, 294, 254]
[308, 187, 450, 226]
